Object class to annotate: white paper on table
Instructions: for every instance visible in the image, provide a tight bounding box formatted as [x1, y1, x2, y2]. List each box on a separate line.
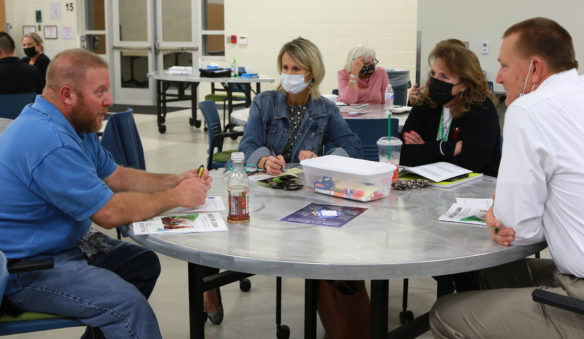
[248, 173, 274, 181]
[401, 162, 472, 182]
[167, 66, 193, 75]
[335, 102, 348, 106]
[391, 106, 412, 114]
[132, 212, 227, 235]
[160, 196, 225, 216]
[455, 198, 493, 210]
[439, 203, 488, 226]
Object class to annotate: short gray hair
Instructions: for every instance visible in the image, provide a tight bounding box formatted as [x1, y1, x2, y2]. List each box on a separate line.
[344, 45, 376, 71]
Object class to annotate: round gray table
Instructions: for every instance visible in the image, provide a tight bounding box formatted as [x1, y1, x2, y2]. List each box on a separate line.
[129, 171, 545, 338]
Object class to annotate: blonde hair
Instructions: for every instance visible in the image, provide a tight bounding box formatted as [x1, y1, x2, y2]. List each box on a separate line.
[276, 37, 324, 99]
[344, 45, 376, 71]
[417, 40, 497, 117]
[23, 32, 44, 53]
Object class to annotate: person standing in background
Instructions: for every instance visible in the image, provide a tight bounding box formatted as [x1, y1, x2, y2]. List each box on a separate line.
[20, 32, 51, 91]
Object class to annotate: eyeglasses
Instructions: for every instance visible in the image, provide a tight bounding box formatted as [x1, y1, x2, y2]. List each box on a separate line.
[363, 59, 379, 67]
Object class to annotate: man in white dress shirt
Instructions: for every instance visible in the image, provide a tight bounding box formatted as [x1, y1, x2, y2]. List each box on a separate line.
[430, 17, 584, 338]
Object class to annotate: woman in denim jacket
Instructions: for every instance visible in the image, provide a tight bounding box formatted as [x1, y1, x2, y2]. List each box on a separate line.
[238, 37, 363, 176]
[239, 37, 368, 339]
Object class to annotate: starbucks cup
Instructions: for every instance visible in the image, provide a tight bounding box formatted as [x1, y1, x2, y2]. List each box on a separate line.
[377, 136, 402, 182]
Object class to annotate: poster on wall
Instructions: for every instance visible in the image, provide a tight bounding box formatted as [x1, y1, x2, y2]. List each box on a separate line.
[61, 26, 75, 40]
[22, 26, 36, 34]
[43, 26, 58, 39]
[50, 3, 61, 20]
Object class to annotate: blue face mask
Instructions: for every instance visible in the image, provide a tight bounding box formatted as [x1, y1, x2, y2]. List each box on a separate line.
[520, 59, 535, 97]
[280, 72, 311, 95]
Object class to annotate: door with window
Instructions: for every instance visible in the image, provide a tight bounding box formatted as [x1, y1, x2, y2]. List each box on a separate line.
[110, 0, 207, 105]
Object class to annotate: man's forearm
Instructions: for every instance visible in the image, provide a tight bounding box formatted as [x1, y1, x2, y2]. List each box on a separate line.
[92, 189, 179, 229]
[107, 166, 181, 193]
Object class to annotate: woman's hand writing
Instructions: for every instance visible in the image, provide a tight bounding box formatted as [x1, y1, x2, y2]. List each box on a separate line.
[263, 155, 285, 176]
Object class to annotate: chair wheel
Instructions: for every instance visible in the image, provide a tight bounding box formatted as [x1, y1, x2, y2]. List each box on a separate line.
[189, 117, 195, 126]
[239, 278, 251, 292]
[399, 310, 414, 324]
[230, 134, 239, 140]
[276, 324, 290, 339]
[158, 125, 166, 134]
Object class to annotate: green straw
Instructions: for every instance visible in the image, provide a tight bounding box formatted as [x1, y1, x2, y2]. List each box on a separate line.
[387, 111, 391, 158]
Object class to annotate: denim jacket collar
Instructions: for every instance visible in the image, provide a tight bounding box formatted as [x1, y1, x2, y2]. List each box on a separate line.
[274, 90, 328, 120]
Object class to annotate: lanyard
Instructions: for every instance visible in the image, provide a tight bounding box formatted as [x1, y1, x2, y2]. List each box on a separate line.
[437, 108, 452, 141]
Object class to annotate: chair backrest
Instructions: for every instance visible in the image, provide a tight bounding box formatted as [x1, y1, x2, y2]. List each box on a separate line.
[199, 100, 225, 161]
[345, 117, 399, 161]
[0, 93, 37, 119]
[100, 108, 146, 170]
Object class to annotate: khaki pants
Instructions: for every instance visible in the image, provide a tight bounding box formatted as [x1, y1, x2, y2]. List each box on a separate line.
[430, 258, 584, 339]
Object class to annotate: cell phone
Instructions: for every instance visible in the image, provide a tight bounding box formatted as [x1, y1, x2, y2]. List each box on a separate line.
[273, 175, 298, 183]
[258, 178, 274, 186]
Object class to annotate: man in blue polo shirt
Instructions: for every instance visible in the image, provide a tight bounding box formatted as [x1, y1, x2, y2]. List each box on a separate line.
[0, 48, 212, 339]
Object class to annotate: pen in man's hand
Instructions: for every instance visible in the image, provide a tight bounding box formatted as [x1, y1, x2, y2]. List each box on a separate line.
[197, 165, 204, 178]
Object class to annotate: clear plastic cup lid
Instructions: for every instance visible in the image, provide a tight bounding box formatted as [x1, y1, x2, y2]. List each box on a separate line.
[377, 136, 402, 146]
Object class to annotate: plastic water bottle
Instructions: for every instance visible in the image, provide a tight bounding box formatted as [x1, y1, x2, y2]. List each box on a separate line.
[384, 84, 394, 113]
[231, 58, 239, 78]
[227, 152, 249, 223]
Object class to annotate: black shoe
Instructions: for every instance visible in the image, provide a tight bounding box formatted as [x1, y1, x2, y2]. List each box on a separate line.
[207, 307, 224, 325]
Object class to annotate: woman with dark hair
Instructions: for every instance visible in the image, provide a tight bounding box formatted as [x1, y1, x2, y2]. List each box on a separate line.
[401, 39, 501, 176]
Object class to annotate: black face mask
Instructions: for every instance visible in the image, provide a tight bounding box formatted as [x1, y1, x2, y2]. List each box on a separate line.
[24, 47, 37, 58]
[360, 64, 375, 77]
[428, 77, 457, 105]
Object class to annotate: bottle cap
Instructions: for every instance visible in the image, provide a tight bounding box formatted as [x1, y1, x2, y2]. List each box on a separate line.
[231, 152, 244, 161]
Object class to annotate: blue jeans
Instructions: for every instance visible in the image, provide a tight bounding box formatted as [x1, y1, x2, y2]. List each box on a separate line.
[6, 236, 162, 339]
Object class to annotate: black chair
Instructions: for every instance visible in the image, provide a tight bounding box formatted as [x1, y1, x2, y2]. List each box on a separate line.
[532, 288, 584, 315]
[198, 100, 243, 170]
[0, 250, 99, 337]
[0, 93, 37, 119]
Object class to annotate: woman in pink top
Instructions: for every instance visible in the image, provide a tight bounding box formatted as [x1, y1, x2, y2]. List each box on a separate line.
[337, 45, 390, 104]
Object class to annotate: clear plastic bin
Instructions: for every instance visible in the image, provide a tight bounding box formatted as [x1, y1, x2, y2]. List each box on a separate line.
[301, 155, 395, 202]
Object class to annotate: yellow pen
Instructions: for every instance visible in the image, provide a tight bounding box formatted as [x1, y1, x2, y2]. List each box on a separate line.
[197, 165, 204, 178]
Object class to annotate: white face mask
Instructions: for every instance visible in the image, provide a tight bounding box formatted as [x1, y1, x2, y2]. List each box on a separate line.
[520, 59, 535, 97]
[280, 72, 310, 95]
